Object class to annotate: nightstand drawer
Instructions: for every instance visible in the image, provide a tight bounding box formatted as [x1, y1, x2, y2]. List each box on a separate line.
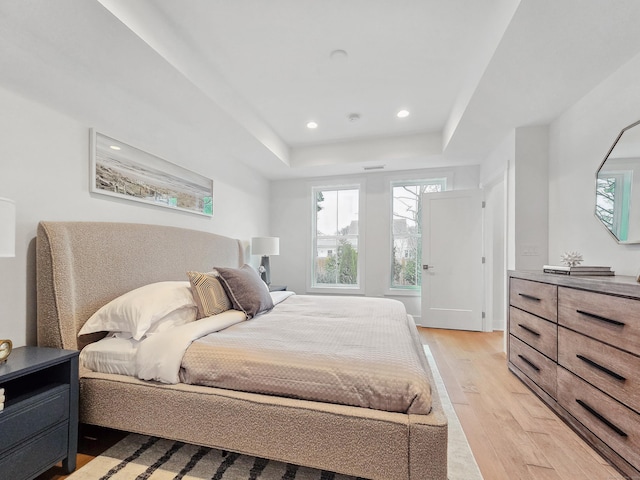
[558, 326, 640, 414]
[509, 307, 557, 360]
[0, 423, 68, 480]
[558, 287, 640, 356]
[509, 335, 557, 398]
[0, 385, 69, 453]
[558, 367, 640, 471]
[510, 278, 557, 322]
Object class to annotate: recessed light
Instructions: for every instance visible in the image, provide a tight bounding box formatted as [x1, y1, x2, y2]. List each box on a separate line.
[397, 109, 410, 118]
[306, 121, 318, 129]
[109, 145, 121, 150]
[330, 49, 348, 61]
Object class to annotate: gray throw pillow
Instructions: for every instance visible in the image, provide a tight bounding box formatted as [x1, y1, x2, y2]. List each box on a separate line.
[213, 264, 274, 318]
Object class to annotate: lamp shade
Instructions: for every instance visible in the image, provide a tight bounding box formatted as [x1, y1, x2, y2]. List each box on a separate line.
[0, 198, 16, 258]
[251, 237, 279, 256]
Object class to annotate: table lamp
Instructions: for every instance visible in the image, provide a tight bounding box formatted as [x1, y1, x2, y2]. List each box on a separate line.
[251, 237, 279, 285]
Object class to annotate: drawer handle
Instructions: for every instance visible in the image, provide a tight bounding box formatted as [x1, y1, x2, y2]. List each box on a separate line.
[576, 309, 625, 327]
[576, 399, 628, 438]
[518, 293, 541, 302]
[518, 354, 540, 371]
[576, 355, 626, 382]
[518, 324, 540, 336]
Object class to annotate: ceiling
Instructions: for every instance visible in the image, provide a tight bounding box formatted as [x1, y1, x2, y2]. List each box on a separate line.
[2, 0, 640, 179]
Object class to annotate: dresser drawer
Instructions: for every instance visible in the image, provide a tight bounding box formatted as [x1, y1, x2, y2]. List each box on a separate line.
[558, 287, 640, 356]
[558, 367, 640, 471]
[510, 278, 557, 322]
[558, 327, 640, 415]
[0, 423, 68, 480]
[0, 385, 69, 453]
[509, 307, 557, 360]
[509, 335, 557, 398]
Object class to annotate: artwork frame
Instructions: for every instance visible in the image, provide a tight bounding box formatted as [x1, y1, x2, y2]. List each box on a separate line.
[90, 129, 214, 217]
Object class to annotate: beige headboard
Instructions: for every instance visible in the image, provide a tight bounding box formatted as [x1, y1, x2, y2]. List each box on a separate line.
[36, 221, 244, 350]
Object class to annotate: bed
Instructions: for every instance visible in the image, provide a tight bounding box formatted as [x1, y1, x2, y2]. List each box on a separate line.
[35, 221, 448, 480]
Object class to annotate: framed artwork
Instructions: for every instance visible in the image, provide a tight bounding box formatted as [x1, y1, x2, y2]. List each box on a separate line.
[90, 129, 213, 216]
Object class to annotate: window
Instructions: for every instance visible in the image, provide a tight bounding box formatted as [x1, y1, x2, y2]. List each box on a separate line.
[391, 179, 445, 289]
[312, 186, 361, 288]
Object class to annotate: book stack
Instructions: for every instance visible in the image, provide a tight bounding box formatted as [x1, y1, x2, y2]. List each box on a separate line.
[0, 387, 4, 412]
[543, 265, 614, 276]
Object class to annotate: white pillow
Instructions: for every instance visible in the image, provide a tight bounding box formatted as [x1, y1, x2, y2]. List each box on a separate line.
[79, 281, 196, 341]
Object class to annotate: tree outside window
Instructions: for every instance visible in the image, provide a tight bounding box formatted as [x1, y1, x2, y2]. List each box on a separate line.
[391, 180, 445, 289]
[313, 187, 360, 287]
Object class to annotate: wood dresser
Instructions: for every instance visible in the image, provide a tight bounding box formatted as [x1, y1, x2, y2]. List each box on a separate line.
[508, 270, 640, 478]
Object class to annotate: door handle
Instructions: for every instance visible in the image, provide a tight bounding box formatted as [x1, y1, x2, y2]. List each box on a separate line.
[423, 265, 434, 270]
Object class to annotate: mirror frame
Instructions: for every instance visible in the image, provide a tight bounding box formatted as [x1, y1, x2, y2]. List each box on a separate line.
[595, 119, 640, 244]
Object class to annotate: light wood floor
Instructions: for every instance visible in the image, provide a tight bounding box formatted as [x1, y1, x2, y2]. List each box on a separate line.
[39, 328, 625, 480]
[420, 328, 625, 480]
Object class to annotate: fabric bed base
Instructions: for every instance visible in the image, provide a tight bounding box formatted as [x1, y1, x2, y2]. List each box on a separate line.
[79, 370, 447, 480]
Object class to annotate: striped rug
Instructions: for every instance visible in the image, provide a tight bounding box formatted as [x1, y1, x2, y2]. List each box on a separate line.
[67, 346, 483, 480]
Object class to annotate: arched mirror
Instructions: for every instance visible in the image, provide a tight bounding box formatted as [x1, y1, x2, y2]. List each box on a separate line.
[596, 120, 640, 243]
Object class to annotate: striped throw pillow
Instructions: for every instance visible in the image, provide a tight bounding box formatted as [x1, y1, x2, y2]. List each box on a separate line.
[187, 271, 232, 319]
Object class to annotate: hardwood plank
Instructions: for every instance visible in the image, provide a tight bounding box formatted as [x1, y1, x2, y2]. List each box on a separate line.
[420, 328, 627, 480]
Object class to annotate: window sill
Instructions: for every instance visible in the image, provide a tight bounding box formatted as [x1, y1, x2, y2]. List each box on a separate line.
[307, 286, 364, 295]
[385, 288, 421, 297]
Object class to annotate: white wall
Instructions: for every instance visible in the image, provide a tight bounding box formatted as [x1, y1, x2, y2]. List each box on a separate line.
[513, 126, 550, 270]
[549, 52, 640, 273]
[270, 165, 480, 321]
[0, 85, 270, 347]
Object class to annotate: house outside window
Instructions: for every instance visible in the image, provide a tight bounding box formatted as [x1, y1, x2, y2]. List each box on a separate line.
[312, 185, 361, 289]
[391, 179, 445, 289]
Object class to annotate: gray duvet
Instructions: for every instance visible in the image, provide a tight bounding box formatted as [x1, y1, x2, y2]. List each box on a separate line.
[179, 295, 432, 414]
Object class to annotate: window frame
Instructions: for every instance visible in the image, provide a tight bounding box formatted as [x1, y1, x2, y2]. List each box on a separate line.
[388, 178, 446, 294]
[308, 181, 365, 294]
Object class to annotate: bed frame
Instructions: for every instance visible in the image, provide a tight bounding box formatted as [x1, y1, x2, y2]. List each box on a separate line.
[35, 221, 447, 480]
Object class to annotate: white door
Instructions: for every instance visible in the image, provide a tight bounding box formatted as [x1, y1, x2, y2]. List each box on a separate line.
[421, 189, 484, 331]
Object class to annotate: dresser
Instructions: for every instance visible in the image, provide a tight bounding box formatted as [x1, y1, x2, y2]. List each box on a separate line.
[0, 346, 79, 480]
[508, 271, 640, 479]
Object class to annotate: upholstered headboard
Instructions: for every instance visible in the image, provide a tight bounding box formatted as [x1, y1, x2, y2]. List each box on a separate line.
[36, 221, 244, 350]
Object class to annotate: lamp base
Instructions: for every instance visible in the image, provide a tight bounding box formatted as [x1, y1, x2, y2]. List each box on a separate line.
[260, 256, 271, 285]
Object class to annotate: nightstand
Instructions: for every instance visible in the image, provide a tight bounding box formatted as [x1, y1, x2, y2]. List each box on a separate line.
[0, 346, 79, 480]
[268, 284, 287, 292]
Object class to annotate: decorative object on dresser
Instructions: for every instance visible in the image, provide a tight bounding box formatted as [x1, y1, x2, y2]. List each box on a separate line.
[251, 236, 279, 285]
[0, 346, 79, 480]
[560, 250, 583, 267]
[508, 271, 640, 479]
[543, 264, 614, 276]
[0, 340, 12, 363]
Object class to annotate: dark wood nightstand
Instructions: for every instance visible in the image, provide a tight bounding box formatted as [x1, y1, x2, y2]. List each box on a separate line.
[268, 284, 287, 292]
[0, 346, 79, 480]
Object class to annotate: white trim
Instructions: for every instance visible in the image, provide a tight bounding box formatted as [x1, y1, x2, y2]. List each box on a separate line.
[307, 179, 366, 295]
